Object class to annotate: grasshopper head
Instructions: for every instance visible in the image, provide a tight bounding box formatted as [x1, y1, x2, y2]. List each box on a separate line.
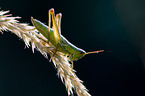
[72, 49, 104, 61]
[72, 49, 86, 61]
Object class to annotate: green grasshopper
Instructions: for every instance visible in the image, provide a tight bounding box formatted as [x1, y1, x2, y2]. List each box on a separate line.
[31, 8, 104, 69]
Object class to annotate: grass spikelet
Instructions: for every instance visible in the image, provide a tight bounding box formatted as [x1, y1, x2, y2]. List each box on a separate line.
[0, 10, 91, 96]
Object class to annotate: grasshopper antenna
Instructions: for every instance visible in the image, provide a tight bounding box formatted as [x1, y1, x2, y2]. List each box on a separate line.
[86, 50, 104, 55]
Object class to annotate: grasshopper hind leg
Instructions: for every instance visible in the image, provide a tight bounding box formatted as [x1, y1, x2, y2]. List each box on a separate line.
[55, 13, 62, 34]
[48, 8, 61, 45]
[48, 9, 74, 71]
[48, 8, 62, 57]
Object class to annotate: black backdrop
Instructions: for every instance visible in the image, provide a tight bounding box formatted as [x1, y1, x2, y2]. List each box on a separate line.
[0, 0, 145, 96]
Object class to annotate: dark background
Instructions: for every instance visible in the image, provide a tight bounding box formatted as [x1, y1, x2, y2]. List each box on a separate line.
[0, 0, 145, 96]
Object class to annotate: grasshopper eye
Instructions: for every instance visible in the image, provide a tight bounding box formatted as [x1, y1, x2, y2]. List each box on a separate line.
[80, 51, 84, 54]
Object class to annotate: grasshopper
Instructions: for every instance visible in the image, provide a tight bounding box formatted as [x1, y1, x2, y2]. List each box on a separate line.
[31, 8, 104, 69]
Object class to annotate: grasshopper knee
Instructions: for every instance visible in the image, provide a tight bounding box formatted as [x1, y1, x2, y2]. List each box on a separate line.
[49, 8, 54, 14]
[56, 13, 62, 18]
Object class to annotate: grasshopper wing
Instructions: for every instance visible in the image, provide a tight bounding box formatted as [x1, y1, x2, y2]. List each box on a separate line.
[31, 17, 50, 39]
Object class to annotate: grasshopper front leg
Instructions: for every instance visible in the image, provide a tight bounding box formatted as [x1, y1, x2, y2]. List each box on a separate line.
[69, 55, 74, 71]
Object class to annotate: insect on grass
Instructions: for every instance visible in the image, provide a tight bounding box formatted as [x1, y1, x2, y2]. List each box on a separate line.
[31, 8, 104, 70]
